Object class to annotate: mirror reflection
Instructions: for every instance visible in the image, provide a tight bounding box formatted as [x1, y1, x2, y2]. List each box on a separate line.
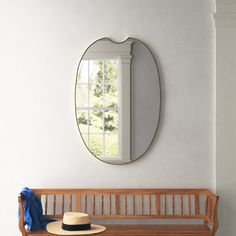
[75, 38, 160, 164]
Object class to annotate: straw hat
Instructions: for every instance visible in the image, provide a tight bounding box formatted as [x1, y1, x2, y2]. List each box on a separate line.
[46, 212, 106, 235]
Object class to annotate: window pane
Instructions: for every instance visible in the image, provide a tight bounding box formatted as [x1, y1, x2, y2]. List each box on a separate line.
[104, 110, 118, 133]
[89, 134, 103, 157]
[77, 60, 88, 83]
[89, 84, 103, 108]
[104, 60, 118, 84]
[76, 58, 121, 160]
[89, 111, 103, 133]
[76, 84, 88, 107]
[89, 60, 102, 84]
[104, 134, 118, 157]
[77, 111, 88, 133]
[104, 84, 118, 108]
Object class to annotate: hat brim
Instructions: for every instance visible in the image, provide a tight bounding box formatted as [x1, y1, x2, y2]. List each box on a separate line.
[46, 221, 106, 235]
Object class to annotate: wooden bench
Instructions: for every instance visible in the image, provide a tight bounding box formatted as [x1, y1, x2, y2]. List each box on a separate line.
[18, 189, 219, 236]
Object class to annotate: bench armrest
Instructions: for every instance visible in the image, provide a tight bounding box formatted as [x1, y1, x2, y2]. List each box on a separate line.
[18, 195, 27, 236]
[205, 195, 219, 236]
[211, 196, 219, 236]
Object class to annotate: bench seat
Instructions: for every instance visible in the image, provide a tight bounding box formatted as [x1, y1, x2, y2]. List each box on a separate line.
[27, 224, 211, 236]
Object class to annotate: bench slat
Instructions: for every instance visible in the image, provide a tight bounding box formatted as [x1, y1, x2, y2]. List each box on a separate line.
[116, 194, 120, 215]
[76, 193, 81, 212]
[93, 194, 95, 215]
[133, 195, 135, 215]
[62, 194, 64, 214]
[44, 195, 48, 215]
[156, 194, 160, 215]
[141, 194, 144, 215]
[53, 195, 56, 215]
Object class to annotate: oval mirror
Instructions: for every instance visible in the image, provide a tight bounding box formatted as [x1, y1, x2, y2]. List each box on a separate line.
[75, 38, 161, 164]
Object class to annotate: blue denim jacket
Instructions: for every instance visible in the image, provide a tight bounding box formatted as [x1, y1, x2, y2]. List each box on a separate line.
[20, 187, 54, 231]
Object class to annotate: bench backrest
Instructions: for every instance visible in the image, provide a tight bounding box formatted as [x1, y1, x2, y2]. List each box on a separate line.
[24, 189, 217, 224]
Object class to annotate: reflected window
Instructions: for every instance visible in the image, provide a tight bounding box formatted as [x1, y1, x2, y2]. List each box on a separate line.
[76, 59, 119, 158]
[76, 39, 133, 163]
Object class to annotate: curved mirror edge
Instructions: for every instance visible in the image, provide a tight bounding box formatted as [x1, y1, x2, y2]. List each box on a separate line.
[75, 37, 161, 165]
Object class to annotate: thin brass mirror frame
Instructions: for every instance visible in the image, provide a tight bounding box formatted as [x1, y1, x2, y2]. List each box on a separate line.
[74, 37, 161, 165]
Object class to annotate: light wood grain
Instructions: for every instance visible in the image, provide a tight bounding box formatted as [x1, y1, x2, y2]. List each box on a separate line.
[45, 195, 48, 215]
[92, 194, 95, 215]
[62, 194, 64, 214]
[53, 195, 56, 215]
[133, 195, 135, 215]
[27, 224, 212, 236]
[156, 194, 160, 215]
[195, 195, 200, 215]
[76, 193, 80, 212]
[116, 194, 120, 215]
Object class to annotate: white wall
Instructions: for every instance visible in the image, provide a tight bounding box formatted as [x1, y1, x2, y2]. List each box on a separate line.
[215, 1, 236, 236]
[0, 0, 214, 235]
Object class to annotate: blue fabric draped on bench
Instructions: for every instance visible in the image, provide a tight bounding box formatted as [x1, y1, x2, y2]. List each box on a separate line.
[19, 187, 54, 231]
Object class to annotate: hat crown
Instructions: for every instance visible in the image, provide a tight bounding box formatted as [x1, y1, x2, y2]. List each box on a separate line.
[63, 212, 90, 225]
